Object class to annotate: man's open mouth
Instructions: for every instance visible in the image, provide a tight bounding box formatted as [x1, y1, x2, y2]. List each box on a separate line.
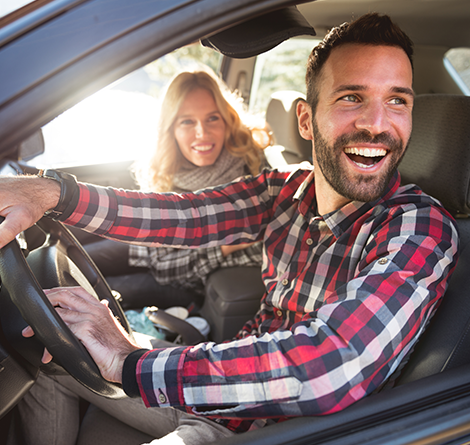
[344, 147, 387, 169]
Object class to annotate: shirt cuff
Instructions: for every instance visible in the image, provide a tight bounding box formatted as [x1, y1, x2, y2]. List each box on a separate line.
[57, 183, 80, 222]
[136, 346, 190, 408]
[122, 349, 150, 397]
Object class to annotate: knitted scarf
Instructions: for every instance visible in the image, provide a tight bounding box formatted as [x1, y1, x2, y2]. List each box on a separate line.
[171, 149, 248, 193]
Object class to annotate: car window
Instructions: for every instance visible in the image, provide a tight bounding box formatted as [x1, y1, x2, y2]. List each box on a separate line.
[249, 37, 319, 115]
[33, 44, 221, 168]
[444, 48, 470, 95]
[0, 0, 37, 18]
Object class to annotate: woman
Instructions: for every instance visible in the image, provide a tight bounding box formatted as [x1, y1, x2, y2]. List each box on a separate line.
[85, 69, 270, 311]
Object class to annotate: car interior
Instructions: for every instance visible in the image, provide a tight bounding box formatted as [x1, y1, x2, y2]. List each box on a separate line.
[60, 85, 470, 445]
[1, 0, 470, 444]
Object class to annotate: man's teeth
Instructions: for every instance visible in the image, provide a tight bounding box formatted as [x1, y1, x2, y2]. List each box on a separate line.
[344, 147, 387, 157]
[355, 162, 375, 169]
[193, 145, 213, 152]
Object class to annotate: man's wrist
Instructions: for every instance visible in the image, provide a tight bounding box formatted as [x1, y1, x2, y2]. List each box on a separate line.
[122, 349, 149, 397]
[36, 169, 78, 220]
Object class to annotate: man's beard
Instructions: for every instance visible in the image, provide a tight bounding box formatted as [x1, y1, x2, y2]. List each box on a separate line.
[312, 119, 407, 203]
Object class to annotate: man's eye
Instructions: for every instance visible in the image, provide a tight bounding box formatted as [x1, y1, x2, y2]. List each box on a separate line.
[341, 95, 359, 103]
[389, 97, 406, 105]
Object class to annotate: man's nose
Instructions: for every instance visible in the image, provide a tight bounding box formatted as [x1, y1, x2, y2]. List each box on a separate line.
[355, 101, 392, 135]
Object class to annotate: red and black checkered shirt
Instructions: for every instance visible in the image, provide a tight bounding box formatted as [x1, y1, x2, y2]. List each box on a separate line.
[65, 167, 459, 434]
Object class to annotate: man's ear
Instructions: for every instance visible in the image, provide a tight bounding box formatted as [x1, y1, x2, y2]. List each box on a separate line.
[297, 100, 313, 140]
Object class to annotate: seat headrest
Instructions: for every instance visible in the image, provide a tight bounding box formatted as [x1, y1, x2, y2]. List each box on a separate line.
[265, 90, 312, 163]
[399, 94, 470, 215]
[201, 6, 316, 59]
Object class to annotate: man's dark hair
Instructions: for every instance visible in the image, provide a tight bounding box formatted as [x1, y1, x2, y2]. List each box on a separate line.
[305, 13, 414, 115]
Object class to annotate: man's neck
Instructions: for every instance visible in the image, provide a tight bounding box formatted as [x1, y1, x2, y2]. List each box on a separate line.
[315, 178, 351, 216]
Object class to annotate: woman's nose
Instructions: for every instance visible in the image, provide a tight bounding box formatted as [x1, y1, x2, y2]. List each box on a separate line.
[194, 121, 206, 138]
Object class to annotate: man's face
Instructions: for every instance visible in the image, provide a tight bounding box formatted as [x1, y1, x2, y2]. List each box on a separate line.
[300, 43, 414, 207]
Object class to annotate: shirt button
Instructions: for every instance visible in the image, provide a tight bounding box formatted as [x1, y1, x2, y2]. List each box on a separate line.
[276, 310, 283, 317]
[378, 258, 388, 265]
[306, 238, 313, 245]
[281, 278, 289, 286]
[158, 392, 167, 404]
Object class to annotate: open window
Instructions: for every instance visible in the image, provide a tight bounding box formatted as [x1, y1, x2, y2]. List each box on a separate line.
[444, 48, 470, 95]
[32, 45, 222, 169]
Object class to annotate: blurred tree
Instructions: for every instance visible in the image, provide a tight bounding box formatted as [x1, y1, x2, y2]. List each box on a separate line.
[249, 38, 317, 115]
[144, 44, 221, 98]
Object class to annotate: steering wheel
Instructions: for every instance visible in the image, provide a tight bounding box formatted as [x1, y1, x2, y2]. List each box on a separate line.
[0, 217, 129, 399]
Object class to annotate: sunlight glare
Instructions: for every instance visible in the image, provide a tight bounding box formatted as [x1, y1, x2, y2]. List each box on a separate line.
[40, 90, 160, 167]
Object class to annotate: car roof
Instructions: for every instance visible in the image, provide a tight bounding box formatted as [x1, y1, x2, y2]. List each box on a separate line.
[298, 0, 470, 47]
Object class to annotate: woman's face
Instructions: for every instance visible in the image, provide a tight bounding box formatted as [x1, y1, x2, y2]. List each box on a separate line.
[173, 88, 226, 167]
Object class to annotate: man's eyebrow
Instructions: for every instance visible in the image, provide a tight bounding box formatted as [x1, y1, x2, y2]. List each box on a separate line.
[332, 85, 415, 98]
[392, 86, 415, 98]
[332, 85, 366, 95]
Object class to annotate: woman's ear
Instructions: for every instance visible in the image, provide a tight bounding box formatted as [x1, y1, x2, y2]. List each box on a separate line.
[297, 100, 313, 140]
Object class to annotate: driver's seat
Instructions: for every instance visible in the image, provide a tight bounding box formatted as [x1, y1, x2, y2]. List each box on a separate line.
[396, 93, 470, 385]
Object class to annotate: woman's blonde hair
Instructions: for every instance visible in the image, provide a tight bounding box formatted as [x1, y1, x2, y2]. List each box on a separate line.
[135, 69, 271, 192]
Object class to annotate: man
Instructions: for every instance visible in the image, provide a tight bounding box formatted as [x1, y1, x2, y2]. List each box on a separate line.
[2, 13, 459, 445]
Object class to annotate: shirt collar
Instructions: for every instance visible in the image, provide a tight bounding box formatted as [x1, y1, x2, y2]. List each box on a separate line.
[293, 169, 402, 238]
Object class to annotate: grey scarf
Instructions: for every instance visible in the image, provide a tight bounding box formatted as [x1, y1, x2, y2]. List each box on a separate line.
[172, 149, 248, 193]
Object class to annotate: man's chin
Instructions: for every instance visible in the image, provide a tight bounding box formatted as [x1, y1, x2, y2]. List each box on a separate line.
[334, 175, 390, 202]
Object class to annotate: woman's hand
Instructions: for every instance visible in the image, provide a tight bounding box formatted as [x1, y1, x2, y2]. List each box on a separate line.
[22, 286, 140, 383]
[220, 242, 255, 257]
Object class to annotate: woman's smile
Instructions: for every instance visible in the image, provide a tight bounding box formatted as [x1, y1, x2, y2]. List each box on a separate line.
[174, 88, 226, 166]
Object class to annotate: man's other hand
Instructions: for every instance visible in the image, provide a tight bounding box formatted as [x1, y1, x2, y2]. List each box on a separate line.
[22, 286, 140, 383]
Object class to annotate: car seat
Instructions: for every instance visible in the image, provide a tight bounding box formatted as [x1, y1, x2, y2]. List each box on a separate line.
[264, 90, 312, 166]
[395, 93, 470, 385]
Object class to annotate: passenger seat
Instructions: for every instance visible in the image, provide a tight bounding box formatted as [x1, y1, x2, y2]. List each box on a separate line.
[265, 90, 312, 167]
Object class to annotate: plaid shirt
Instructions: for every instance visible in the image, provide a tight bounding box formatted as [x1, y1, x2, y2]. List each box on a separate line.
[65, 167, 459, 434]
[128, 243, 262, 293]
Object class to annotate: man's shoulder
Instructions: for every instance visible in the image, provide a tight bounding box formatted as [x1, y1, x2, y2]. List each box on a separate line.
[387, 182, 458, 229]
[392, 183, 447, 209]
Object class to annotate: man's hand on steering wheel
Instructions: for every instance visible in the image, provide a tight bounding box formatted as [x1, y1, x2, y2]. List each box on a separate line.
[23, 286, 141, 383]
[0, 176, 60, 248]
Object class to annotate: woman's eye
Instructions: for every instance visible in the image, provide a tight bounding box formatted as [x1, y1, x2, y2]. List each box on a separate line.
[179, 119, 194, 125]
[207, 114, 220, 122]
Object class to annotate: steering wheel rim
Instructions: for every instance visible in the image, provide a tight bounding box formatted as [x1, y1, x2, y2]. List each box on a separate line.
[0, 218, 128, 398]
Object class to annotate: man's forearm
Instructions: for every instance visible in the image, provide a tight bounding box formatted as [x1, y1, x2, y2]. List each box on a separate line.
[62, 174, 274, 248]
